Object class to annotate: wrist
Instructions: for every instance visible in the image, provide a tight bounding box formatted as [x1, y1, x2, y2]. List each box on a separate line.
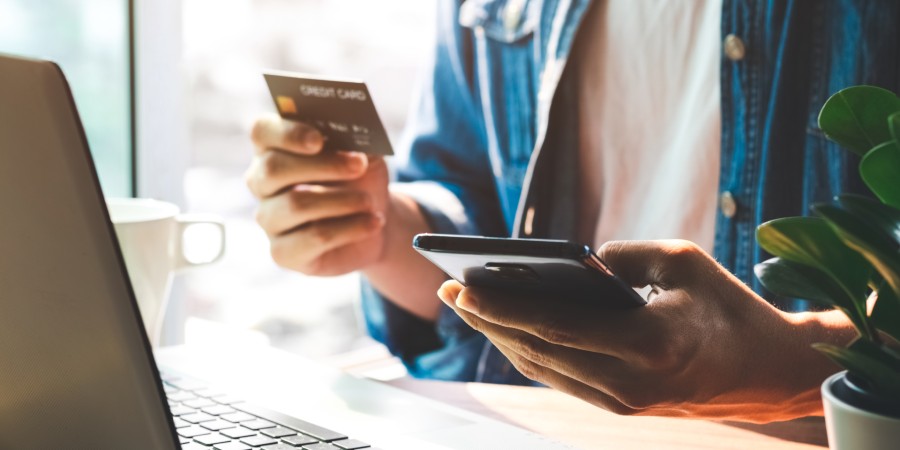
[781, 310, 859, 416]
[367, 190, 424, 271]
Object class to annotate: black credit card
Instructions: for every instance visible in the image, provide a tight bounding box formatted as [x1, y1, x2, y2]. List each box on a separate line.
[263, 71, 393, 156]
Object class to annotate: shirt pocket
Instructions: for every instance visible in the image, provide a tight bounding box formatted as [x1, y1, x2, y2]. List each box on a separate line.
[459, 0, 540, 44]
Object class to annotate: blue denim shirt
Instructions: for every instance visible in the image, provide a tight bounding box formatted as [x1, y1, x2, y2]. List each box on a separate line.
[362, 0, 900, 385]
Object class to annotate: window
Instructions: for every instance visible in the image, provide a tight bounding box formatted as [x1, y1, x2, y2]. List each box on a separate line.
[179, 0, 436, 372]
[0, 0, 133, 196]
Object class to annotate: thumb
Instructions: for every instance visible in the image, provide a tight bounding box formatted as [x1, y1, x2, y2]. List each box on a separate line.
[597, 239, 700, 288]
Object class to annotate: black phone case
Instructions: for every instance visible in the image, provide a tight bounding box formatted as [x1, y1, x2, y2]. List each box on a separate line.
[413, 234, 646, 308]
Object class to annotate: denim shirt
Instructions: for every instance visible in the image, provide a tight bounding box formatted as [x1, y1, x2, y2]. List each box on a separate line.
[361, 0, 900, 385]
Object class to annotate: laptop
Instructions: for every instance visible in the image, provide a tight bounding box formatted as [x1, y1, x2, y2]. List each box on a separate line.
[0, 54, 572, 450]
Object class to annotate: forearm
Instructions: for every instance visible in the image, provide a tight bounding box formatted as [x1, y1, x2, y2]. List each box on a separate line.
[362, 189, 447, 322]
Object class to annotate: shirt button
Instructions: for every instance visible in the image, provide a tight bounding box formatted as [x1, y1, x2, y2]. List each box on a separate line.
[723, 34, 746, 61]
[720, 191, 738, 218]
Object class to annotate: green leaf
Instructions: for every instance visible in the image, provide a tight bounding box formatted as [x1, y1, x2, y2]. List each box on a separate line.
[755, 257, 868, 333]
[818, 86, 900, 156]
[814, 203, 900, 298]
[890, 111, 900, 143]
[757, 217, 872, 301]
[837, 195, 900, 245]
[873, 286, 900, 344]
[859, 140, 900, 209]
[814, 341, 900, 400]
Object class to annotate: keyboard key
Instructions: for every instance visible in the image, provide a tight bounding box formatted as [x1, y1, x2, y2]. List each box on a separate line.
[168, 378, 206, 391]
[261, 426, 296, 438]
[184, 398, 218, 409]
[169, 405, 197, 416]
[195, 433, 231, 446]
[302, 443, 339, 450]
[242, 419, 276, 430]
[220, 426, 257, 439]
[194, 387, 227, 398]
[215, 395, 244, 405]
[173, 418, 191, 428]
[181, 442, 209, 450]
[221, 412, 255, 423]
[236, 403, 346, 442]
[241, 435, 278, 447]
[201, 419, 237, 432]
[282, 435, 319, 446]
[182, 412, 217, 424]
[179, 436, 190, 444]
[203, 405, 237, 416]
[261, 444, 296, 450]
[168, 391, 198, 402]
[332, 439, 371, 449]
[177, 425, 211, 438]
[213, 442, 251, 450]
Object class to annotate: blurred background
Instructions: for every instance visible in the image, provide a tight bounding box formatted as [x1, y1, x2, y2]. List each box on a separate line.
[1, 0, 437, 379]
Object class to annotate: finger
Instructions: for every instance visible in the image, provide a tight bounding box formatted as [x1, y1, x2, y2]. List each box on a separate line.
[251, 114, 324, 155]
[453, 286, 653, 357]
[494, 340, 691, 417]
[268, 212, 385, 273]
[597, 239, 703, 288]
[256, 185, 374, 236]
[437, 280, 464, 306]
[246, 149, 368, 198]
[446, 296, 632, 392]
[490, 341, 643, 416]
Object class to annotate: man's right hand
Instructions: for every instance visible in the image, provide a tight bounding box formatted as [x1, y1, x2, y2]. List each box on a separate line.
[246, 114, 389, 276]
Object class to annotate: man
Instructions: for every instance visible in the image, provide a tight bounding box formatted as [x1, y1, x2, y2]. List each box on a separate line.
[245, 0, 899, 422]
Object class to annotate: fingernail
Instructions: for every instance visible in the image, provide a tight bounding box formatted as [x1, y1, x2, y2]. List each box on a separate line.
[372, 212, 386, 226]
[437, 288, 450, 304]
[346, 152, 367, 173]
[456, 294, 479, 314]
[303, 129, 324, 151]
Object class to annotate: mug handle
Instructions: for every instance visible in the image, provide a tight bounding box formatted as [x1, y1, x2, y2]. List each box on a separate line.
[173, 214, 226, 271]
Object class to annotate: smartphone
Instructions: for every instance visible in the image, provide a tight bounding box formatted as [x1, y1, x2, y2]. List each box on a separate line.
[413, 234, 646, 308]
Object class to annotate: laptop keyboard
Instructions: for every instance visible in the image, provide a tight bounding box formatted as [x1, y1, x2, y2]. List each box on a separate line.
[161, 373, 379, 450]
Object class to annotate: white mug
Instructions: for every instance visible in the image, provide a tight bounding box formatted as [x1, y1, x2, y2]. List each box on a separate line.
[106, 198, 225, 347]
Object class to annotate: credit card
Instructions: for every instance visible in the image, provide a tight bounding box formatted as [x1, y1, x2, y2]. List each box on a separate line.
[264, 71, 394, 156]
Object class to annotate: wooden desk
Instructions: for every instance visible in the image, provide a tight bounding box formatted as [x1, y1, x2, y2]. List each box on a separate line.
[384, 377, 829, 450]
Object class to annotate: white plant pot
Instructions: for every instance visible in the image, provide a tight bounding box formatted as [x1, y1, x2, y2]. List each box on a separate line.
[821, 371, 900, 450]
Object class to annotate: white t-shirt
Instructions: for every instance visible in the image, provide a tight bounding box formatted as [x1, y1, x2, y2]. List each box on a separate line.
[575, 0, 722, 253]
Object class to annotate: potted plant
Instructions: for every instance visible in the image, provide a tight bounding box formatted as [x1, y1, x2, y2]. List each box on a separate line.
[754, 86, 900, 449]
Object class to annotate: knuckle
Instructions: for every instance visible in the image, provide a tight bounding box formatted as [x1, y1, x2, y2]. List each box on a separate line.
[534, 317, 576, 346]
[597, 240, 623, 261]
[646, 342, 681, 371]
[515, 337, 551, 368]
[260, 151, 284, 180]
[307, 222, 335, 247]
[244, 160, 264, 196]
[616, 389, 658, 410]
[352, 191, 373, 211]
[463, 312, 485, 333]
[661, 239, 703, 265]
[253, 207, 267, 228]
[512, 358, 543, 381]
[250, 120, 267, 147]
[288, 190, 314, 213]
[287, 122, 310, 145]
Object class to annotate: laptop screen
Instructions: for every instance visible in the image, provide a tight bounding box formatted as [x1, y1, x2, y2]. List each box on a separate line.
[0, 55, 177, 450]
